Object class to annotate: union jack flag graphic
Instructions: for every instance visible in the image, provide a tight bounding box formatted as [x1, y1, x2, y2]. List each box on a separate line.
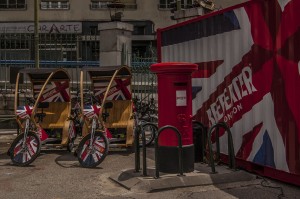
[16, 105, 33, 119]
[68, 121, 76, 140]
[83, 105, 101, 119]
[94, 78, 131, 101]
[34, 81, 70, 102]
[37, 126, 49, 142]
[79, 136, 106, 165]
[159, 0, 300, 181]
[13, 136, 38, 163]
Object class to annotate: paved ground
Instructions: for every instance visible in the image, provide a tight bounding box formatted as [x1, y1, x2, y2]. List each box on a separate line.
[1, 131, 300, 199]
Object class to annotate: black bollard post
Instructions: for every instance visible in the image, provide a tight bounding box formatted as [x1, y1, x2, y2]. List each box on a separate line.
[141, 128, 147, 176]
[134, 126, 140, 172]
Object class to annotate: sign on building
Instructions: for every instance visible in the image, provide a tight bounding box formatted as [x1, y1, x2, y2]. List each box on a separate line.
[0, 22, 82, 34]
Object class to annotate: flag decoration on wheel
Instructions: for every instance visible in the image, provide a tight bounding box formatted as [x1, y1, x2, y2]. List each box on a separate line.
[80, 136, 106, 165]
[13, 136, 38, 163]
[158, 0, 300, 185]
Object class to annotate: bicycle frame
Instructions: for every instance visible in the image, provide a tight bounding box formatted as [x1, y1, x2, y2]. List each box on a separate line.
[82, 102, 104, 139]
[89, 116, 97, 149]
[22, 118, 30, 148]
[15, 104, 35, 142]
[68, 97, 83, 149]
[76, 98, 109, 167]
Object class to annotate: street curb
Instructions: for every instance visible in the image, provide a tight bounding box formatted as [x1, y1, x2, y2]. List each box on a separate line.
[109, 165, 257, 193]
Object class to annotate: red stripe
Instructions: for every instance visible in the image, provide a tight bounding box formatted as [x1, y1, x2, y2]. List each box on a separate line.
[236, 123, 263, 160]
[275, 0, 300, 49]
[39, 81, 70, 102]
[95, 152, 101, 161]
[194, 49, 273, 127]
[14, 144, 22, 155]
[80, 141, 89, 161]
[114, 79, 131, 100]
[27, 141, 35, 156]
[244, 1, 274, 51]
[192, 60, 224, 78]
[54, 81, 70, 102]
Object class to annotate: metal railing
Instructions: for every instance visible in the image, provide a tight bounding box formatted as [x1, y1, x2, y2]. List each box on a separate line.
[0, 62, 156, 106]
[207, 122, 235, 173]
[134, 124, 147, 176]
[0, 32, 157, 121]
[90, 2, 137, 10]
[155, 125, 184, 178]
[0, 3, 27, 9]
[158, 3, 194, 10]
[0, 33, 99, 62]
[0, 60, 156, 94]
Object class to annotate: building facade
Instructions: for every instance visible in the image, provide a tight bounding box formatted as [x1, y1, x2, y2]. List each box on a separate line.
[0, 0, 246, 64]
[0, 0, 177, 63]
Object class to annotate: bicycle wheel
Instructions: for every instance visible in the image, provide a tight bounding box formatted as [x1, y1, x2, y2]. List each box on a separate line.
[140, 115, 158, 124]
[76, 131, 109, 168]
[8, 131, 41, 166]
[139, 123, 158, 147]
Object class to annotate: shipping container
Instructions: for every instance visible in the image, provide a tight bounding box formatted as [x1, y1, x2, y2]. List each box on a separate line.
[157, 0, 300, 186]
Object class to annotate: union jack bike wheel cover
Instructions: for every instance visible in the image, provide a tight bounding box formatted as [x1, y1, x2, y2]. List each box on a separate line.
[8, 131, 41, 166]
[77, 131, 109, 168]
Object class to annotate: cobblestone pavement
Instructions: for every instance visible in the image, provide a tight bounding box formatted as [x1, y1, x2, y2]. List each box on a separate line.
[1, 132, 300, 199]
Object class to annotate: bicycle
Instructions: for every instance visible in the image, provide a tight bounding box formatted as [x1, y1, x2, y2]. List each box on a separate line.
[7, 97, 41, 166]
[133, 96, 158, 124]
[67, 91, 83, 152]
[8, 68, 80, 166]
[132, 97, 158, 147]
[75, 91, 109, 168]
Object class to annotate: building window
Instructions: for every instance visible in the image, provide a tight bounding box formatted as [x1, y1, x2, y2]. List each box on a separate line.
[41, 0, 69, 10]
[90, 26, 98, 35]
[158, 0, 172, 9]
[133, 26, 145, 35]
[0, 34, 30, 49]
[90, 1, 109, 9]
[158, 0, 192, 10]
[90, 0, 137, 10]
[0, 0, 26, 9]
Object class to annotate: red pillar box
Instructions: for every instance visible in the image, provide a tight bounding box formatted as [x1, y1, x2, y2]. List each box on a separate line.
[150, 62, 198, 173]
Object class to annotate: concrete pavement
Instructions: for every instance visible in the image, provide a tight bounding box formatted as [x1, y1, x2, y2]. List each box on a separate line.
[110, 165, 257, 193]
[0, 129, 17, 136]
[1, 130, 300, 198]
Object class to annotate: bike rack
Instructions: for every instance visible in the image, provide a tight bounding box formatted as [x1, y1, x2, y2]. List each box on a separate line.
[207, 122, 235, 173]
[155, 125, 183, 178]
[134, 124, 147, 176]
[192, 121, 207, 163]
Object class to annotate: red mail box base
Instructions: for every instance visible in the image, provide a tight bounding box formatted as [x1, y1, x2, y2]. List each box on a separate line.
[157, 144, 194, 173]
